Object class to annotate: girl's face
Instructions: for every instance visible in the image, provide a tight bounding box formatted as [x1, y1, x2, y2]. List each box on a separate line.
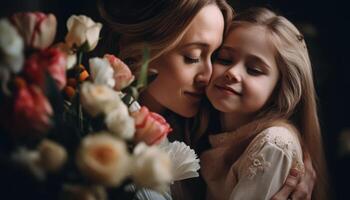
[144, 4, 225, 117]
[206, 25, 279, 119]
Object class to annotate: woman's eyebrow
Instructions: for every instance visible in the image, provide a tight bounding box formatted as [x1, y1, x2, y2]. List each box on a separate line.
[179, 42, 209, 49]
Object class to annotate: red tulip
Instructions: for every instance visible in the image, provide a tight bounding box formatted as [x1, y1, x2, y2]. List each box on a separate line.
[24, 48, 67, 90]
[11, 84, 53, 136]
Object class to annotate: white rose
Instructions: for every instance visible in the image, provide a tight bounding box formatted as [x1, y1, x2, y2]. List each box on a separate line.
[80, 82, 122, 117]
[38, 139, 67, 172]
[105, 106, 135, 140]
[89, 57, 115, 88]
[65, 15, 102, 51]
[76, 133, 130, 186]
[132, 143, 172, 191]
[0, 19, 24, 94]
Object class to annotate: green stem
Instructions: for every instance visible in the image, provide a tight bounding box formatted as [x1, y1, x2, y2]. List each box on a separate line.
[76, 51, 84, 136]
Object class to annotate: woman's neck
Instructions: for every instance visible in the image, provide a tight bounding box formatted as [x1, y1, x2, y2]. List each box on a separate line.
[220, 112, 252, 132]
[139, 90, 167, 115]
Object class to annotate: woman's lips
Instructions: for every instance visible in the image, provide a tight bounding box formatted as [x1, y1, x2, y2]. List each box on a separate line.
[184, 91, 203, 101]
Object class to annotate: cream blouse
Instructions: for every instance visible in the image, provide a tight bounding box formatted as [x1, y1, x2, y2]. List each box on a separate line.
[202, 126, 305, 200]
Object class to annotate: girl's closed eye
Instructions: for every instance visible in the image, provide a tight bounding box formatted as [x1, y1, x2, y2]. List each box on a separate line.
[247, 66, 265, 76]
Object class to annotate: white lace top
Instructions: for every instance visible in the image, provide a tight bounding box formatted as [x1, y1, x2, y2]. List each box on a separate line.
[229, 126, 304, 200]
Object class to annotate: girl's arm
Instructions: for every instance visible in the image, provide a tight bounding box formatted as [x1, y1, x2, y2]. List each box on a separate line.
[230, 127, 304, 200]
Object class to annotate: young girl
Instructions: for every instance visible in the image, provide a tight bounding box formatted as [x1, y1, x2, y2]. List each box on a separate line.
[200, 7, 328, 200]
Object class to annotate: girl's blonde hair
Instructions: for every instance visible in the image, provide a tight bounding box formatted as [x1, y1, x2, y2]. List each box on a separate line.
[98, 0, 234, 73]
[197, 7, 328, 199]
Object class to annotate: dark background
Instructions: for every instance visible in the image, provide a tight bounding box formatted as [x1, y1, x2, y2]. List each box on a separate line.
[1, 0, 349, 199]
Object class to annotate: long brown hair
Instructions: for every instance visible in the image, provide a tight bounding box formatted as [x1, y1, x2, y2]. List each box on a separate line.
[97, 0, 234, 72]
[198, 7, 328, 199]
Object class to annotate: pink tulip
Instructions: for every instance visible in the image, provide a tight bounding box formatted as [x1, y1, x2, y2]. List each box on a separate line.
[104, 54, 134, 91]
[24, 48, 67, 90]
[11, 12, 57, 50]
[131, 106, 172, 145]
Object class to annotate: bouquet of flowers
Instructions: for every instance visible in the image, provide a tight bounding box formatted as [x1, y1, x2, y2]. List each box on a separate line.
[0, 12, 200, 200]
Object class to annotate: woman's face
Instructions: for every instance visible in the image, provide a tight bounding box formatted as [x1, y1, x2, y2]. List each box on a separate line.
[206, 26, 279, 120]
[145, 4, 225, 117]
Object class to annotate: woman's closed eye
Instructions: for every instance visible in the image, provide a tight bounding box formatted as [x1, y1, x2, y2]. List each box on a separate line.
[184, 55, 200, 64]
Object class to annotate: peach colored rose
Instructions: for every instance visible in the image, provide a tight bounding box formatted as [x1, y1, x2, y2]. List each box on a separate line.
[38, 139, 67, 172]
[24, 48, 67, 90]
[131, 106, 172, 145]
[132, 143, 172, 191]
[76, 133, 130, 186]
[11, 12, 57, 50]
[104, 54, 134, 91]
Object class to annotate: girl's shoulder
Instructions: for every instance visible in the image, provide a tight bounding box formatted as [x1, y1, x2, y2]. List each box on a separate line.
[248, 125, 302, 158]
[242, 125, 304, 172]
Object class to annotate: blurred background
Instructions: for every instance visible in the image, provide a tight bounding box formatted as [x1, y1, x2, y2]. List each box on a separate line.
[1, 0, 349, 199]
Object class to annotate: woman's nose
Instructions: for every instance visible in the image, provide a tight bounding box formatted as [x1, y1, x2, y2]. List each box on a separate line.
[195, 60, 212, 87]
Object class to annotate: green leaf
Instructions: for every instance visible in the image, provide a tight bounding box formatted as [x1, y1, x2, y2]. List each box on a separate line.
[136, 47, 150, 93]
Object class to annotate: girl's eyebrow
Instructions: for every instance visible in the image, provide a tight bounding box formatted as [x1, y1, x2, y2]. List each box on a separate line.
[248, 55, 271, 70]
[221, 46, 272, 70]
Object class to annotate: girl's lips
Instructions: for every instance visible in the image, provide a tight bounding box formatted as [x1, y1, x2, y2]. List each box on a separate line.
[215, 85, 242, 96]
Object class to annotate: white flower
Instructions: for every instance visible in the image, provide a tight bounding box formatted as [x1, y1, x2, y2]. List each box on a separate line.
[105, 107, 135, 140]
[55, 42, 77, 70]
[38, 139, 67, 172]
[80, 82, 122, 117]
[11, 148, 45, 180]
[89, 57, 115, 88]
[159, 140, 200, 181]
[65, 15, 102, 51]
[132, 143, 172, 191]
[0, 19, 24, 94]
[76, 133, 130, 186]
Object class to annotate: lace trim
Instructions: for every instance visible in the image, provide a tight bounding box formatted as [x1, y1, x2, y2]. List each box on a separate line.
[247, 153, 271, 179]
[242, 127, 304, 179]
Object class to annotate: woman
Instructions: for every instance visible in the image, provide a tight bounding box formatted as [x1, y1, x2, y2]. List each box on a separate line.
[97, 0, 315, 199]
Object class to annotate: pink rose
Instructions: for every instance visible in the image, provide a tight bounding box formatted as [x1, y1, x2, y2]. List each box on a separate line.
[104, 54, 134, 91]
[131, 106, 172, 145]
[11, 12, 57, 50]
[12, 84, 53, 136]
[24, 48, 67, 90]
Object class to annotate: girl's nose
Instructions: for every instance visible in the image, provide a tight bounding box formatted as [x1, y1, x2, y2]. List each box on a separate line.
[225, 64, 243, 82]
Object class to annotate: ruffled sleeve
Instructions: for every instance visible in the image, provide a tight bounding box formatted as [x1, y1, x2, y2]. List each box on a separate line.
[229, 126, 304, 200]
